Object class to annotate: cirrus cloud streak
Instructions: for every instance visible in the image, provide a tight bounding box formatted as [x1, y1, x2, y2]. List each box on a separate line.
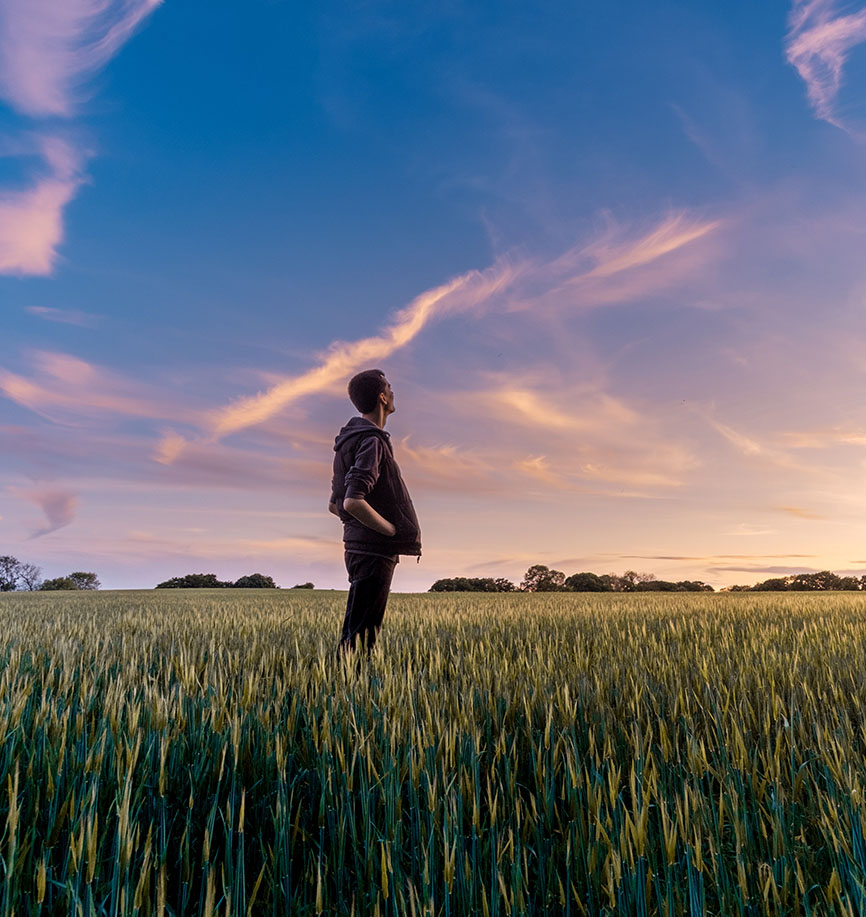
[157, 209, 722, 461]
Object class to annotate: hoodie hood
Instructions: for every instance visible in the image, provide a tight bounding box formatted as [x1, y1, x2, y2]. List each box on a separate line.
[333, 416, 390, 451]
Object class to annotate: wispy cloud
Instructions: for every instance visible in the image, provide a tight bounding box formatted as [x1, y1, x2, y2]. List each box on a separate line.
[0, 0, 162, 117]
[779, 426, 866, 448]
[0, 0, 161, 275]
[161, 210, 722, 461]
[10, 486, 79, 537]
[709, 564, 819, 575]
[457, 373, 698, 493]
[396, 439, 500, 493]
[26, 305, 100, 327]
[532, 212, 723, 310]
[0, 350, 194, 424]
[621, 553, 818, 561]
[785, 0, 866, 129]
[706, 416, 815, 473]
[775, 504, 826, 519]
[157, 260, 522, 458]
[0, 137, 85, 276]
[575, 212, 721, 281]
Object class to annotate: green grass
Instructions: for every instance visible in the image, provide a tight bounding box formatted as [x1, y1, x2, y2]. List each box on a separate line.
[1, 589, 866, 914]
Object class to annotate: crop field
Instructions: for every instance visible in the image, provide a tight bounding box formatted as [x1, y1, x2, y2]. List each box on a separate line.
[1, 590, 866, 915]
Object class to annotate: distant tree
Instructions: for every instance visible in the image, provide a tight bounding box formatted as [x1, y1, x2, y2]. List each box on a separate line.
[520, 565, 566, 592]
[429, 577, 516, 592]
[619, 571, 656, 591]
[291, 582, 315, 589]
[788, 571, 843, 591]
[40, 576, 78, 591]
[69, 572, 100, 590]
[565, 572, 610, 592]
[676, 580, 714, 592]
[156, 573, 231, 589]
[839, 576, 862, 591]
[0, 556, 20, 592]
[430, 578, 465, 592]
[752, 577, 790, 592]
[635, 579, 678, 592]
[234, 573, 278, 588]
[18, 563, 42, 591]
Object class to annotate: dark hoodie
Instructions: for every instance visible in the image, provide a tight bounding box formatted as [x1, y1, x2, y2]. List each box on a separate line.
[331, 417, 422, 556]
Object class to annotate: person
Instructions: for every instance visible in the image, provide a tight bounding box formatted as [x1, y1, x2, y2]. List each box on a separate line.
[329, 369, 421, 654]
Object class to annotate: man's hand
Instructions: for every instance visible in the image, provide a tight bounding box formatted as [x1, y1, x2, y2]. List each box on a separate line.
[342, 497, 396, 536]
[328, 501, 340, 516]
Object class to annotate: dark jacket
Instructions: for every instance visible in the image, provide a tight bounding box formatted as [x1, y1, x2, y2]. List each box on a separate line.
[331, 417, 422, 556]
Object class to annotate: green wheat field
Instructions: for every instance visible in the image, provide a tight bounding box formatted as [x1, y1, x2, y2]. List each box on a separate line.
[1, 589, 866, 915]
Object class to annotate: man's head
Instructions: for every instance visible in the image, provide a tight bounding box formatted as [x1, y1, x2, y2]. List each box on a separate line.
[348, 369, 395, 416]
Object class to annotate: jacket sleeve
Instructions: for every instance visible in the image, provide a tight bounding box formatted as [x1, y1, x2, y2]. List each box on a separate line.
[329, 453, 342, 505]
[344, 436, 383, 500]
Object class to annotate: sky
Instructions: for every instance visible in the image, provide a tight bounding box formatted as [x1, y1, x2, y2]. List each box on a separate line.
[4, 0, 866, 591]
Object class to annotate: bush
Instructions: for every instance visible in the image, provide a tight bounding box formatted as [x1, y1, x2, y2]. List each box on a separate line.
[291, 582, 315, 589]
[234, 574, 278, 589]
[429, 578, 516, 593]
[156, 574, 232, 589]
[69, 572, 100, 590]
[565, 572, 610, 592]
[40, 577, 79, 591]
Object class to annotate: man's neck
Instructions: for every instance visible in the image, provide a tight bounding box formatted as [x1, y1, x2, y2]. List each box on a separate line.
[361, 408, 387, 429]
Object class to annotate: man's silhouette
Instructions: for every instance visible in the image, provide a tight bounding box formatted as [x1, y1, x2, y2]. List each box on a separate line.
[329, 370, 421, 654]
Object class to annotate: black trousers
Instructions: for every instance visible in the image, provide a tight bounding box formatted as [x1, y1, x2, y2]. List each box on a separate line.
[338, 551, 398, 654]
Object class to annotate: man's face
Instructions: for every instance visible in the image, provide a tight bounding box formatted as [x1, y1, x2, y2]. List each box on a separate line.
[381, 379, 395, 414]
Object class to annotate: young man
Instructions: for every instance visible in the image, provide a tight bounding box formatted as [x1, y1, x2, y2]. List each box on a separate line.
[329, 369, 421, 654]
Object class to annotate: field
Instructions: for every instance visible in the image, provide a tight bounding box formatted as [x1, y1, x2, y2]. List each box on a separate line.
[1, 590, 866, 915]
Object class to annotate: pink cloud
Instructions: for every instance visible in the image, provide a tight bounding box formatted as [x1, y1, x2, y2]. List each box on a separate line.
[161, 209, 721, 460]
[0, 0, 162, 117]
[451, 373, 698, 494]
[10, 486, 79, 537]
[396, 439, 500, 493]
[576, 212, 721, 281]
[785, 0, 866, 128]
[198, 261, 521, 445]
[26, 305, 100, 327]
[0, 137, 84, 276]
[0, 350, 196, 424]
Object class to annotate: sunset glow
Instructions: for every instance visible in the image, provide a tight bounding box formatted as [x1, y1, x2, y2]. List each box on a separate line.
[4, 1, 866, 590]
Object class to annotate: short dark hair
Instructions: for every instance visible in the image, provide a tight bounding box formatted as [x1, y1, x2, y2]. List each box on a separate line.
[348, 369, 387, 414]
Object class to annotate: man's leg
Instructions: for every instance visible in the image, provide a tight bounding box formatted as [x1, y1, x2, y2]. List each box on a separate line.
[339, 552, 397, 655]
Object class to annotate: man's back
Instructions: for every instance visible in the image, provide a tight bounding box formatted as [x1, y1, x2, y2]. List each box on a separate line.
[331, 416, 421, 557]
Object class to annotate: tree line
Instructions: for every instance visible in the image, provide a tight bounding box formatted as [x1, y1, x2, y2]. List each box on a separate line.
[726, 571, 866, 592]
[430, 566, 714, 593]
[0, 556, 100, 591]
[155, 573, 315, 589]
[432, 565, 866, 593]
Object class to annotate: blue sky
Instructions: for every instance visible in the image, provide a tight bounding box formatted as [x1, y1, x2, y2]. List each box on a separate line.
[4, 0, 866, 590]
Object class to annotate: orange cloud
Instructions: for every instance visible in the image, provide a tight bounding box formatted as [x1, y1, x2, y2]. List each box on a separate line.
[453, 373, 697, 494]
[775, 505, 826, 520]
[396, 439, 499, 493]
